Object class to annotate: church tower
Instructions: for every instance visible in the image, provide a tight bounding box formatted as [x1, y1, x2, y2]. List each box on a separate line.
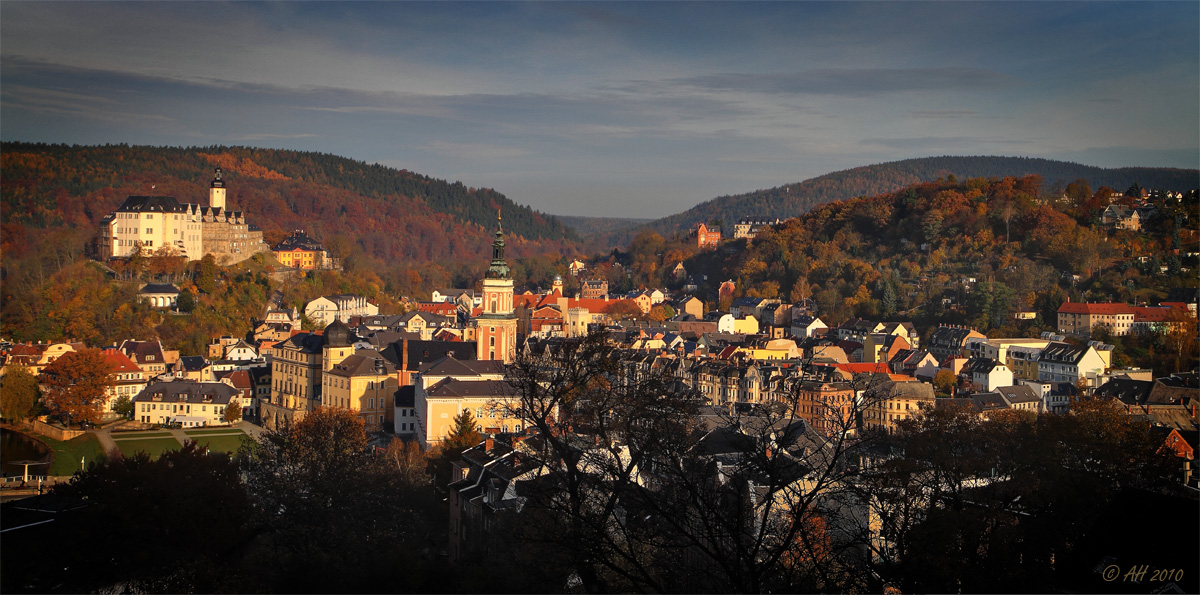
[209, 167, 226, 211]
[476, 212, 518, 363]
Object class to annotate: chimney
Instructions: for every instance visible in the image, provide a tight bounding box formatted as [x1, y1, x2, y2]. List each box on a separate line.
[485, 438, 494, 452]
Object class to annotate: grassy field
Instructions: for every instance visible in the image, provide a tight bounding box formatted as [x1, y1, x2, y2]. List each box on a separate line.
[110, 431, 172, 438]
[191, 435, 250, 454]
[40, 433, 106, 476]
[114, 437, 182, 459]
[183, 428, 244, 437]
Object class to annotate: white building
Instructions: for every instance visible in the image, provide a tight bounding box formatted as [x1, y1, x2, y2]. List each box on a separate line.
[304, 294, 379, 328]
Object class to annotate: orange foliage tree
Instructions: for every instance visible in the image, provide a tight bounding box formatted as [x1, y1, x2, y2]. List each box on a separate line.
[40, 348, 114, 426]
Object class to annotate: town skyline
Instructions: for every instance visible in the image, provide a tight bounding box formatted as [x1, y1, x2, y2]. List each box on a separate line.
[3, 1, 1197, 218]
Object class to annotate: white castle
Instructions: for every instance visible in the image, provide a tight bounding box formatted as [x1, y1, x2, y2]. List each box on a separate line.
[98, 167, 267, 263]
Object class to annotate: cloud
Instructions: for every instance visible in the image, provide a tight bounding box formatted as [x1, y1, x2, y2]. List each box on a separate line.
[231, 133, 320, 142]
[640, 67, 1019, 97]
[861, 136, 1028, 150]
[1, 83, 173, 123]
[908, 109, 978, 119]
[427, 141, 530, 160]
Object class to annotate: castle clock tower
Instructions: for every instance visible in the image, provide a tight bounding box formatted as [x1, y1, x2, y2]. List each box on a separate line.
[209, 167, 227, 211]
[476, 212, 517, 363]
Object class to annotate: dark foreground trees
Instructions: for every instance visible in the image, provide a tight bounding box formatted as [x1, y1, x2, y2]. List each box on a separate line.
[853, 400, 1185, 594]
[16, 442, 252, 593]
[238, 407, 444, 593]
[501, 334, 871, 593]
[483, 335, 1191, 594]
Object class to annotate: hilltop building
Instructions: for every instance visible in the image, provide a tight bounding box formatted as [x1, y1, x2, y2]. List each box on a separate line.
[733, 218, 782, 240]
[97, 168, 266, 264]
[695, 223, 722, 248]
[273, 231, 334, 270]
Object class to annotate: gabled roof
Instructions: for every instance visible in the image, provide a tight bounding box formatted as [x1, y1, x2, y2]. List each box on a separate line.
[218, 369, 253, 390]
[119, 340, 166, 365]
[426, 378, 516, 399]
[420, 355, 504, 377]
[964, 357, 1004, 375]
[1038, 341, 1091, 365]
[1094, 378, 1155, 405]
[995, 385, 1040, 404]
[101, 349, 141, 374]
[116, 195, 188, 213]
[133, 379, 239, 404]
[178, 355, 209, 372]
[326, 350, 395, 378]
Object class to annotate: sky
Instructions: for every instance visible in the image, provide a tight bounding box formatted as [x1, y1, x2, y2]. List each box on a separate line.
[2, 2, 1197, 218]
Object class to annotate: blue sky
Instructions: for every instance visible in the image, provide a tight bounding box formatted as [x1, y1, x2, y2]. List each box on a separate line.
[2, 2, 1196, 218]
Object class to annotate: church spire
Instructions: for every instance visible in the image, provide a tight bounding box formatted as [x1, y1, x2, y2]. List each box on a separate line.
[486, 209, 509, 279]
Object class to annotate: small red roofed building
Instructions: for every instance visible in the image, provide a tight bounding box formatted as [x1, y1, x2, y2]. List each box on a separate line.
[418, 301, 460, 318]
[102, 349, 147, 413]
[695, 223, 722, 249]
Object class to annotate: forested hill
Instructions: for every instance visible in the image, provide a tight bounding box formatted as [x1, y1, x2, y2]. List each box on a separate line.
[0, 142, 579, 243]
[609, 156, 1198, 244]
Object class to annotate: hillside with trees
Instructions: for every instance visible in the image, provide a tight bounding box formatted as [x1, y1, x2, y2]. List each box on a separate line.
[601, 156, 1198, 244]
[0, 143, 589, 351]
[687, 175, 1198, 374]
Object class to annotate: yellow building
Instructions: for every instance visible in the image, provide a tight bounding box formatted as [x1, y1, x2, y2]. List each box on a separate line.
[272, 231, 330, 270]
[133, 379, 241, 427]
[412, 356, 519, 447]
[261, 320, 354, 431]
[321, 350, 397, 432]
[861, 380, 935, 434]
[732, 315, 760, 335]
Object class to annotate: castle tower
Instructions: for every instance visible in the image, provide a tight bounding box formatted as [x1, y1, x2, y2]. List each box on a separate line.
[552, 275, 564, 295]
[476, 212, 518, 363]
[209, 167, 226, 212]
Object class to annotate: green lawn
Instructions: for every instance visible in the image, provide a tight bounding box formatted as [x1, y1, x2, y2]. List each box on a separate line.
[183, 428, 244, 437]
[110, 431, 172, 439]
[115, 437, 182, 459]
[190, 434, 250, 454]
[39, 433, 106, 476]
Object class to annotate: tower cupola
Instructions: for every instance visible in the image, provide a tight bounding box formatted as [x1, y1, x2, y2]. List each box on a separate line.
[486, 210, 510, 280]
[209, 167, 227, 211]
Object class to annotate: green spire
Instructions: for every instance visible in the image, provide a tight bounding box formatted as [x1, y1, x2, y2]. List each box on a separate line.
[486, 209, 509, 279]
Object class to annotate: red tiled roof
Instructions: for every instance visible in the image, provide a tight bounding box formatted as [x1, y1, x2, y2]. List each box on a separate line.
[102, 349, 141, 373]
[835, 362, 891, 374]
[417, 302, 458, 316]
[1057, 301, 1134, 315]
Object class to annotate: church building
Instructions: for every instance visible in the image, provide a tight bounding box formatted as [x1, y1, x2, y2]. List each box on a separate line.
[474, 213, 518, 364]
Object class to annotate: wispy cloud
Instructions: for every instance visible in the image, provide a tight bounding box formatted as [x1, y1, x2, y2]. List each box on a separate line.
[640, 68, 1019, 97]
[861, 136, 1028, 150]
[1, 84, 173, 123]
[427, 140, 530, 160]
[909, 109, 978, 119]
[232, 133, 320, 142]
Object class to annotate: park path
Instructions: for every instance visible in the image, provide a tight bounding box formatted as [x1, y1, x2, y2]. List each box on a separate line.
[93, 429, 119, 454]
[93, 421, 264, 450]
